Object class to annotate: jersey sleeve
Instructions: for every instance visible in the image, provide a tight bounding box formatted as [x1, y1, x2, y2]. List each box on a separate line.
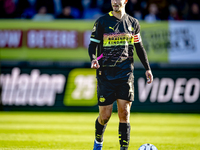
[134, 19, 142, 43]
[90, 19, 103, 44]
[134, 19, 151, 71]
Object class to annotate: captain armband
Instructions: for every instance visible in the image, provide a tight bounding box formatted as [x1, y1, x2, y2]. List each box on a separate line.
[134, 33, 142, 43]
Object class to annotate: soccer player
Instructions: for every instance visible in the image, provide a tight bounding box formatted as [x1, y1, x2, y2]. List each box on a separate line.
[88, 0, 153, 149]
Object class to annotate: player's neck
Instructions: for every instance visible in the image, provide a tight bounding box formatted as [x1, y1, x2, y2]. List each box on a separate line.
[112, 10, 126, 19]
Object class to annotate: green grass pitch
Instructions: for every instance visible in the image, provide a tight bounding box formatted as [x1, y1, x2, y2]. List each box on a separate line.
[0, 112, 200, 150]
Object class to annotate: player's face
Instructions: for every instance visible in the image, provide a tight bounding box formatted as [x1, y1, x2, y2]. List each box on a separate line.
[111, 0, 127, 12]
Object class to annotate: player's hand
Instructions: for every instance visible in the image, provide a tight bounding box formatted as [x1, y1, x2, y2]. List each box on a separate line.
[91, 59, 100, 69]
[145, 70, 153, 84]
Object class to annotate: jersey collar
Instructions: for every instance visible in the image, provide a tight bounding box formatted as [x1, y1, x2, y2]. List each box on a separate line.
[108, 11, 127, 20]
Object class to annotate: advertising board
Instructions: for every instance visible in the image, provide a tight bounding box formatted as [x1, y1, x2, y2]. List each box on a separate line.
[63, 68, 97, 106]
[133, 67, 200, 112]
[0, 20, 168, 63]
[0, 62, 199, 113]
[169, 21, 200, 63]
[1, 20, 200, 63]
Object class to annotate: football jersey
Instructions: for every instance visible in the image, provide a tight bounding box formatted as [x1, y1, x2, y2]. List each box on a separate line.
[90, 11, 142, 80]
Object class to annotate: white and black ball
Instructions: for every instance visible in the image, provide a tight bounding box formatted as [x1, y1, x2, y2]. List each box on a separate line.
[138, 143, 158, 150]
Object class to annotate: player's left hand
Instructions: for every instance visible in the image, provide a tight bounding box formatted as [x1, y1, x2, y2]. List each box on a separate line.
[145, 70, 153, 84]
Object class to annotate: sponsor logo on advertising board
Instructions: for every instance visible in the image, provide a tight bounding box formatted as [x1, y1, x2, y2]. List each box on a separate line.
[0, 30, 23, 48]
[63, 68, 97, 106]
[0, 68, 66, 106]
[0, 29, 89, 49]
[169, 21, 200, 63]
[27, 30, 78, 48]
[1, 68, 200, 107]
[138, 77, 200, 103]
[1, 21, 200, 63]
[0, 67, 200, 112]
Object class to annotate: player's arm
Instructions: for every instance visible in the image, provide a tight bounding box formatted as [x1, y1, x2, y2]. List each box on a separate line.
[135, 41, 153, 84]
[88, 19, 102, 69]
[134, 20, 153, 84]
[88, 41, 100, 69]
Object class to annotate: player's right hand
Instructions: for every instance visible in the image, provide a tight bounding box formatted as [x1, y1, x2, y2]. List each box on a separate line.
[91, 60, 100, 69]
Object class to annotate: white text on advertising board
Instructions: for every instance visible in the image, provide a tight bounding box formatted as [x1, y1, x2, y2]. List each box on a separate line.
[27, 30, 78, 48]
[72, 75, 96, 100]
[0, 30, 22, 48]
[0, 68, 66, 106]
[138, 78, 200, 103]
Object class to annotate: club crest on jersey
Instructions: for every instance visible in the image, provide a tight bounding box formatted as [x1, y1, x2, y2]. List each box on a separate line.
[128, 26, 134, 32]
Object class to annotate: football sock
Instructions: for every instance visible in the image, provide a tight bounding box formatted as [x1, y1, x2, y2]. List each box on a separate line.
[119, 123, 131, 150]
[95, 118, 107, 143]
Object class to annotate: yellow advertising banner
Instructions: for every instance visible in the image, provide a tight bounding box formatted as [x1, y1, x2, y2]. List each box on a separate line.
[0, 20, 168, 62]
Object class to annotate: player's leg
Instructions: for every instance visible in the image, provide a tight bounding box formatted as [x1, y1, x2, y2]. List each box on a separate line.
[93, 78, 116, 150]
[98, 103, 113, 125]
[116, 76, 134, 149]
[97, 104, 113, 140]
[117, 99, 132, 150]
[93, 104, 113, 150]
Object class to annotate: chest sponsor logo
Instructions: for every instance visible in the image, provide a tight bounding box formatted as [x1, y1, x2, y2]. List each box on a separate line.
[103, 33, 134, 46]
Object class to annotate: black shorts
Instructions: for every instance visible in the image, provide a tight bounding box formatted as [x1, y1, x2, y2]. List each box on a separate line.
[97, 76, 134, 106]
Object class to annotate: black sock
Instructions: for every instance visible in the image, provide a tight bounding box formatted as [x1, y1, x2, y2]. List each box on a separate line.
[119, 123, 131, 150]
[95, 118, 107, 143]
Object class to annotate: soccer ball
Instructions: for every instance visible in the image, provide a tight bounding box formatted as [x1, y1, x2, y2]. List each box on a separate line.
[138, 143, 158, 150]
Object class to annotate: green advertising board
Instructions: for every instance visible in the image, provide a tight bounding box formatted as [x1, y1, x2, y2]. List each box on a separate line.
[0, 20, 168, 63]
[1, 61, 200, 112]
[63, 68, 97, 106]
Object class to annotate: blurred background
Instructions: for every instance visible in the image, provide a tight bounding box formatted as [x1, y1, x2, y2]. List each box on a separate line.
[0, 0, 200, 113]
[0, 0, 199, 21]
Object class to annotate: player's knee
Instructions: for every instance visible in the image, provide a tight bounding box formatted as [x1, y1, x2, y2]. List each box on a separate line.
[119, 109, 130, 122]
[99, 115, 110, 125]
